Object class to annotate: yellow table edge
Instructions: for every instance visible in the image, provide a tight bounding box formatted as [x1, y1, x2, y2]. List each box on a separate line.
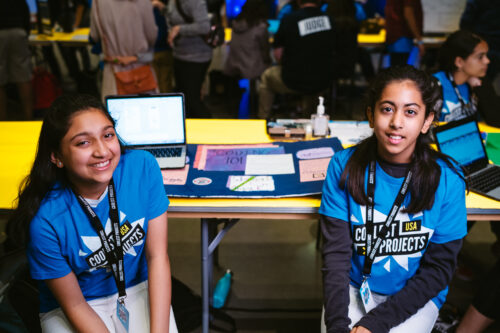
[1, 119, 499, 214]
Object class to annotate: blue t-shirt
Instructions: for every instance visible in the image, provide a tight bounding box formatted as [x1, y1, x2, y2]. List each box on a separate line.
[433, 71, 476, 122]
[319, 147, 467, 308]
[28, 150, 169, 313]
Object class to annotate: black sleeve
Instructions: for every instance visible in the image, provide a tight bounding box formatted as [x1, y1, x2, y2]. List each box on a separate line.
[474, 79, 500, 127]
[273, 15, 288, 48]
[459, 0, 478, 31]
[22, 0, 30, 34]
[355, 238, 463, 333]
[321, 214, 352, 333]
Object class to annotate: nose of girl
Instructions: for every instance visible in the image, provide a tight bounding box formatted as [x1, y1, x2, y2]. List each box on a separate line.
[93, 139, 109, 157]
[390, 111, 404, 129]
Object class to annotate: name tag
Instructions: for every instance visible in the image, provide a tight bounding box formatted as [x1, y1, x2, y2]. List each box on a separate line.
[116, 299, 130, 333]
[298, 16, 331, 36]
[360, 278, 377, 313]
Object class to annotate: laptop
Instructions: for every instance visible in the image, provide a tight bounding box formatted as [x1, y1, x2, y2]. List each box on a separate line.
[433, 117, 500, 201]
[106, 93, 187, 169]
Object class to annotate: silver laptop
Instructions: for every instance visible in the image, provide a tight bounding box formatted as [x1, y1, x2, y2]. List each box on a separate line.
[106, 93, 187, 169]
[434, 117, 500, 201]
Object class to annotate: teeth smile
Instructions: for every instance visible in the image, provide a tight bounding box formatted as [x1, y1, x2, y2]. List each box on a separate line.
[93, 160, 109, 168]
[389, 135, 402, 139]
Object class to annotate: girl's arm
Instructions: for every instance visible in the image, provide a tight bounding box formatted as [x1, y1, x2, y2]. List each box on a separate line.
[89, 3, 101, 42]
[321, 215, 353, 333]
[146, 211, 172, 333]
[141, 0, 159, 47]
[176, 0, 210, 37]
[45, 272, 109, 333]
[354, 238, 463, 333]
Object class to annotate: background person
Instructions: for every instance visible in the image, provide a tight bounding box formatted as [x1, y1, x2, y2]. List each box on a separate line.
[257, 0, 335, 119]
[433, 30, 490, 122]
[163, 0, 212, 118]
[90, 0, 158, 99]
[384, 0, 424, 66]
[0, 0, 33, 120]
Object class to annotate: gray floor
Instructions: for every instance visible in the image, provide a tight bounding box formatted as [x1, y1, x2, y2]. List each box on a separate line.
[1, 215, 499, 332]
[168, 217, 500, 333]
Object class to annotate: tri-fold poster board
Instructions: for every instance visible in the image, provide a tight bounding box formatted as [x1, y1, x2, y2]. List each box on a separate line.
[162, 137, 343, 198]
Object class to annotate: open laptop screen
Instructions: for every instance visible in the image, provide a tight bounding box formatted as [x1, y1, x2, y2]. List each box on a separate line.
[107, 95, 185, 146]
[434, 120, 486, 167]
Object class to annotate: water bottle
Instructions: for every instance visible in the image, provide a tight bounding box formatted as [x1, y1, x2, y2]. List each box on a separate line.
[213, 269, 232, 308]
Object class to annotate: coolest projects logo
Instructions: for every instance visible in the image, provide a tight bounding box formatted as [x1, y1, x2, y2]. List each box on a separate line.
[352, 206, 433, 272]
[79, 212, 146, 271]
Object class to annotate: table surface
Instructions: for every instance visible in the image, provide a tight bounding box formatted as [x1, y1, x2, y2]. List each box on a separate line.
[1, 119, 499, 219]
[29, 27, 440, 48]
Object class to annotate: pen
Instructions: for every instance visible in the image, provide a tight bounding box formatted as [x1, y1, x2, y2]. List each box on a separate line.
[231, 176, 256, 191]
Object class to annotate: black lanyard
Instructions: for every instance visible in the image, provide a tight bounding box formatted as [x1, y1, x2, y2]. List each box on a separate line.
[363, 161, 412, 277]
[448, 73, 476, 117]
[76, 179, 126, 301]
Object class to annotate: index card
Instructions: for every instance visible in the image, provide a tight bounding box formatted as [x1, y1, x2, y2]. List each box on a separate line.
[244, 154, 295, 175]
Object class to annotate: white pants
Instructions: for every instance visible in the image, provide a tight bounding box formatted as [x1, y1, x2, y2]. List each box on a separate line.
[40, 281, 178, 333]
[321, 284, 439, 333]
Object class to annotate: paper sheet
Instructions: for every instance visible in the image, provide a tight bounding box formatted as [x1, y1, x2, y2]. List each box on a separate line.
[245, 154, 295, 175]
[329, 121, 373, 146]
[296, 147, 334, 160]
[204, 147, 285, 171]
[226, 175, 275, 192]
[299, 158, 331, 182]
[194, 144, 278, 170]
[161, 165, 189, 185]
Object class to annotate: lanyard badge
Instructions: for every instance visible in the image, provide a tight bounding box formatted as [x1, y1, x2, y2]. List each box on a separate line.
[116, 298, 130, 333]
[360, 161, 412, 313]
[76, 180, 129, 332]
[448, 72, 477, 118]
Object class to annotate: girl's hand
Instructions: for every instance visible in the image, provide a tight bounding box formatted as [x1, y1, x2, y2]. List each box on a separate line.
[151, 0, 165, 10]
[116, 56, 138, 66]
[467, 77, 482, 88]
[351, 326, 372, 333]
[46, 272, 110, 332]
[167, 25, 181, 47]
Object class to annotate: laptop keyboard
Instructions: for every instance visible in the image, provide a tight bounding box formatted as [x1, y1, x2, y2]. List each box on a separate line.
[470, 167, 500, 193]
[145, 147, 183, 158]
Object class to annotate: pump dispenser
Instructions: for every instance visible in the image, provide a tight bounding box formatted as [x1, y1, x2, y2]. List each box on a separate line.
[311, 96, 329, 136]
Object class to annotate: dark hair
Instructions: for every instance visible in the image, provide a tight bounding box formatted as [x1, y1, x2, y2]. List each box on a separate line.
[6, 94, 119, 249]
[438, 30, 485, 74]
[340, 65, 464, 213]
[299, 0, 320, 6]
[327, 0, 356, 20]
[235, 0, 268, 27]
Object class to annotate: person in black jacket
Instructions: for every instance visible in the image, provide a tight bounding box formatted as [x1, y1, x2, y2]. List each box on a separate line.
[0, 0, 33, 120]
[460, 0, 500, 127]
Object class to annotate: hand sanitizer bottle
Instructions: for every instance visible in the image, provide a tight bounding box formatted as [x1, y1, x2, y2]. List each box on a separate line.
[311, 96, 329, 137]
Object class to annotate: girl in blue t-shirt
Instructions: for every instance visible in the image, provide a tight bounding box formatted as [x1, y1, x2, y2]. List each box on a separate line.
[8, 94, 177, 332]
[320, 65, 467, 333]
[433, 30, 490, 122]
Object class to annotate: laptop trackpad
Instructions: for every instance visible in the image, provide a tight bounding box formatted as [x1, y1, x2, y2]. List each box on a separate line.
[487, 187, 500, 201]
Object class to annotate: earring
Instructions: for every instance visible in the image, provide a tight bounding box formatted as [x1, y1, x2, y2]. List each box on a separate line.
[57, 161, 63, 168]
